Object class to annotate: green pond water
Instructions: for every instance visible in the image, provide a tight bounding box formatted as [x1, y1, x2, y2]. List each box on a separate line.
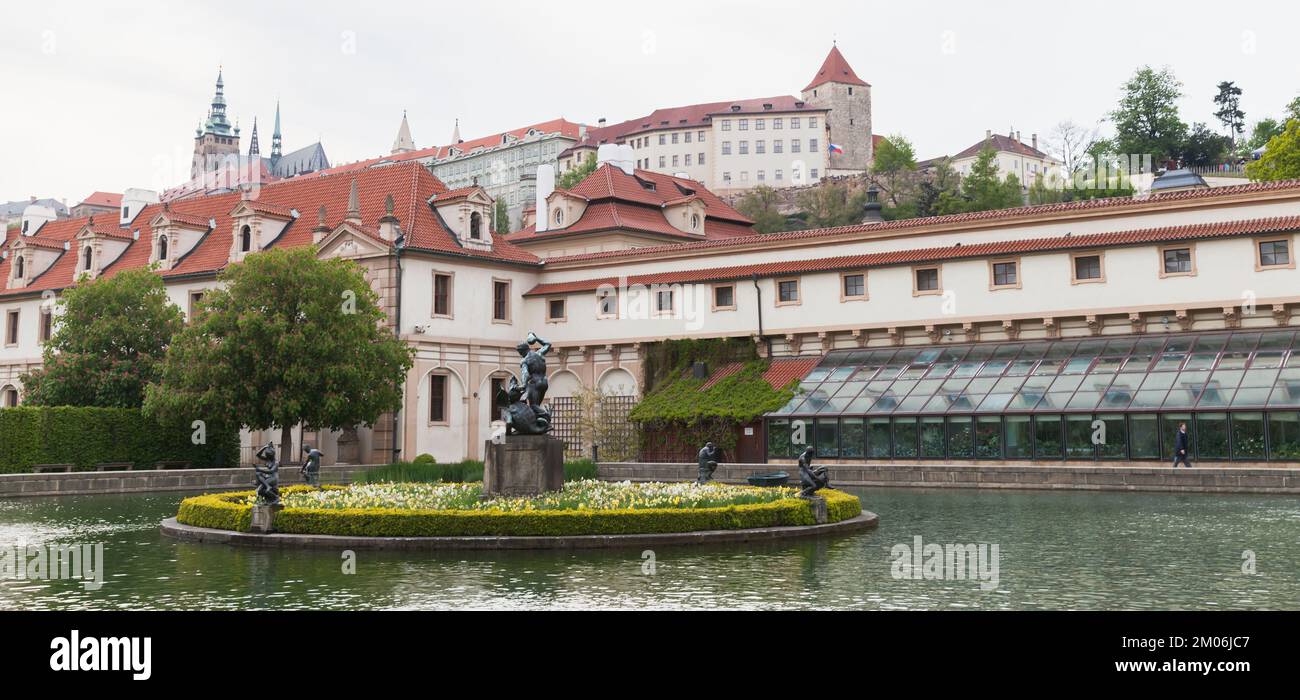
[0, 487, 1297, 610]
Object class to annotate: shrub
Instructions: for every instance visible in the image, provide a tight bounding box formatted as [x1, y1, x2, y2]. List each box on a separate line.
[175, 486, 861, 537]
[412, 453, 436, 464]
[0, 406, 239, 473]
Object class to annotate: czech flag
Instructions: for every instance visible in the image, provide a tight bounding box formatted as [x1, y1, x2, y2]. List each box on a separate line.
[828, 143, 844, 155]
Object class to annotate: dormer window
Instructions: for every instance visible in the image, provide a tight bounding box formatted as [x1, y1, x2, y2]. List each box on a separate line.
[554, 209, 564, 226]
[691, 214, 700, 231]
[122, 205, 129, 220]
[240, 225, 252, 252]
[157, 235, 169, 263]
[81, 246, 94, 273]
[20, 221, 28, 234]
[14, 256, 24, 279]
[470, 212, 482, 240]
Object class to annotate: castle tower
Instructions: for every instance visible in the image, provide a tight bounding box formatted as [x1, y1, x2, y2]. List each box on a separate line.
[801, 45, 872, 173]
[190, 67, 242, 179]
[392, 110, 415, 154]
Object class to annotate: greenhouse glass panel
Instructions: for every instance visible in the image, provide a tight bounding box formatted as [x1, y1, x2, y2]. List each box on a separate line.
[1231, 413, 1266, 460]
[893, 418, 919, 458]
[1097, 414, 1127, 459]
[1197, 413, 1230, 460]
[947, 417, 974, 458]
[1130, 414, 1160, 458]
[1004, 415, 1033, 458]
[1035, 415, 1063, 458]
[1268, 412, 1300, 460]
[920, 418, 946, 457]
[975, 417, 1002, 458]
[1065, 415, 1095, 459]
[767, 418, 792, 458]
[815, 419, 839, 457]
[867, 418, 891, 458]
[840, 418, 865, 458]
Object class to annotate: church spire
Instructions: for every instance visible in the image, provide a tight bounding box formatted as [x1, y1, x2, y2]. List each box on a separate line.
[451, 118, 462, 144]
[248, 117, 260, 157]
[202, 66, 234, 136]
[270, 101, 283, 163]
[391, 110, 415, 154]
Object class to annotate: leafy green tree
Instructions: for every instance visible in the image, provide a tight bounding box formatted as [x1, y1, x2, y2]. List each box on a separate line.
[556, 152, 597, 189]
[1248, 118, 1284, 150]
[869, 134, 920, 207]
[1028, 174, 1066, 205]
[21, 267, 184, 408]
[1246, 118, 1300, 181]
[734, 185, 787, 233]
[938, 146, 1023, 214]
[914, 159, 962, 218]
[1213, 81, 1246, 145]
[493, 197, 511, 234]
[795, 181, 867, 228]
[1110, 66, 1188, 165]
[144, 246, 415, 456]
[1179, 122, 1231, 166]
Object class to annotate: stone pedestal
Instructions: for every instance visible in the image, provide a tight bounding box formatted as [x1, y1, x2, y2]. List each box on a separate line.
[250, 504, 278, 533]
[802, 495, 828, 524]
[483, 435, 565, 497]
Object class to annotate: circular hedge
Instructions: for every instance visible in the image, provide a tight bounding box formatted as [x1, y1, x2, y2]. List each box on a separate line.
[175, 482, 862, 538]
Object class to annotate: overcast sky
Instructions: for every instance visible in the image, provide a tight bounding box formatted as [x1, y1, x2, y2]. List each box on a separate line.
[3, 0, 1298, 205]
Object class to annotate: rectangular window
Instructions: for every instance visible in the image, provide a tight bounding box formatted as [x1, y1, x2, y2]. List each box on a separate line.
[684, 132, 691, 143]
[755, 119, 765, 131]
[810, 168, 819, 179]
[914, 266, 941, 295]
[658, 134, 666, 145]
[5, 310, 19, 345]
[672, 155, 679, 166]
[756, 140, 765, 154]
[428, 374, 447, 423]
[841, 272, 866, 300]
[738, 119, 748, 131]
[809, 117, 818, 128]
[773, 118, 783, 130]
[547, 298, 566, 322]
[1071, 253, 1104, 283]
[774, 140, 783, 154]
[671, 133, 679, 144]
[492, 279, 510, 322]
[597, 289, 618, 318]
[776, 278, 800, 305]
[809, 138, 818, 152]
[791, 117, 801, 129]
[1258, 238, 1292, 268]
[723, 172, 732, 182]
[990, 259, 1019, 289]
[841, 418, 866, 458]
[722, 142, 732, 155]
[684, 154, 692, 166]
[791, 139, 802, 153]
[757, 170, 765, 181]
[775, 169, 783, 181]
[658, 156, 666, 168]
[655, 289, 674, 313]
[38, 309, 52, 342]
[1161, 246, 1194, 276]
[698, 131, 706, 142]
[713, 283, 735, 310]
[433, 272, 453, 317]
[721, 121, 731, 131]
[739, 141, 749, 155]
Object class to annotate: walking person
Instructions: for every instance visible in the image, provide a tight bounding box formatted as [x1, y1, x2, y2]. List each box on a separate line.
[1172, 422, 1193, 468]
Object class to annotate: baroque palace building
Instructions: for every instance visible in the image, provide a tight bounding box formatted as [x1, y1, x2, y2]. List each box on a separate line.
[3, 146, 1300, 466]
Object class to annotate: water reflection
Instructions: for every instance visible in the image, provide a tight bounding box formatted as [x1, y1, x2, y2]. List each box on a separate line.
[0, 488, 1296, 610]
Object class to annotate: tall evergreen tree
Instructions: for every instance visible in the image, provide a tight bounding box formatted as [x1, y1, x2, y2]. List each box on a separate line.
[1109, 66, 1188, 166]
[1213, 81, 1246, 145]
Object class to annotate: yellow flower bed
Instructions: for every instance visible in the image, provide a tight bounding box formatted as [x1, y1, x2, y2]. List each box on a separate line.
[175, 483, 862, 537]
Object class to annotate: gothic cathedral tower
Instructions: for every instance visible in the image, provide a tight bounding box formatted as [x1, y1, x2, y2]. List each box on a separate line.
[190, 68, 241, 179]
[801, 45, 872, 173]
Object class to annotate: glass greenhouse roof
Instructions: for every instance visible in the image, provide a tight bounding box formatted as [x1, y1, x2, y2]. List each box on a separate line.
[770, 330, 1300, 416]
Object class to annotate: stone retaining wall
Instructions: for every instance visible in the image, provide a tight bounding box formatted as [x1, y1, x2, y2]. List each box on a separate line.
[597, 462, 1300, 494]
[0, 464, 369, 498]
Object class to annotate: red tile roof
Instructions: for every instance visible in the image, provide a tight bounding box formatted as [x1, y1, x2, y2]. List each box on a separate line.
[76, 191, 122, 209]
[952, 133, 1052, 161]
[319, 118, 586, 177]
[803, 45, 869, 92]
[0, 162, 539, 297]
[506, 164, 755, 243]
[561, 96, 825, 156]
[523, 214, 1300, 296]
[543, 178, 1300, 265]
[763, 357, 820, 390]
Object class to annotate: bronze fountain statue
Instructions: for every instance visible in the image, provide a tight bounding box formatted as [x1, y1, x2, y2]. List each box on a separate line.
[496, 331, 554, 435]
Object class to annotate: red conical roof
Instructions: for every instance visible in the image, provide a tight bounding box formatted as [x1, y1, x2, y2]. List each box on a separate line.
[803, 45, 869, 92]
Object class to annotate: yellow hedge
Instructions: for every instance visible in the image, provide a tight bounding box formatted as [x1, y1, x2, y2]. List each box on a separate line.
[176, 486, 862, 537]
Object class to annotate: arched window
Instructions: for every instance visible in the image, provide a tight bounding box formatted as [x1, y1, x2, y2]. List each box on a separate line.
[2, 386, 17, 407]
[240, 225, 252, 252]
[14, 256, 24, 279]
[554, 208, 564, 226]
[157, 235, 169, 262]
[469, 212, 482, 240]
[82, 246, 93, 272]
